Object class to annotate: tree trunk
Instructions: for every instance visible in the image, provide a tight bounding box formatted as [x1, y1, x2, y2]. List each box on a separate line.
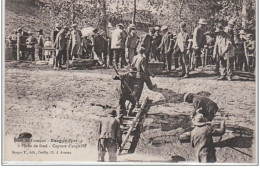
[242, 0, 249, 29]
[102, 0, 107, 37]
[132, 0, 137, 24]
[71, 0, 76, 24]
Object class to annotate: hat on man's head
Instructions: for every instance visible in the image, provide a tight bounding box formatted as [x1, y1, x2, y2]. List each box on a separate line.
[154, 26, 160, 31]
[246, 33, 253, 39]
[109, 109, 117, 117]
[239, 30, 245, 35]
[117, 23, 124, 28]
[204, 31, 212, 35]
[192, 113, 208, 126]
[55, 23, 61, 28]
[228, 19, 236, 26]
[128, 24, 136, 29]
[198, 18, 207, 25]
[180, 22, 186, 28]
[215, 26, 224, 33]
[161, 25, 168, 31]
[138, 46, 146, 54]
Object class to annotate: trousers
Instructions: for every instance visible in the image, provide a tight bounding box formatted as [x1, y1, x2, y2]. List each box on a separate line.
[98, 138, 117, 162]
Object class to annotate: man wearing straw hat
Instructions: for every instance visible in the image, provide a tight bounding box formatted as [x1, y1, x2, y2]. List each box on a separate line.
[192, 18, 207, 70]
[213, 26, 235, 81]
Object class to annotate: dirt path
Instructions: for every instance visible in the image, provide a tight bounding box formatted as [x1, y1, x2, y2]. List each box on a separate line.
[4, 62, 256, 163]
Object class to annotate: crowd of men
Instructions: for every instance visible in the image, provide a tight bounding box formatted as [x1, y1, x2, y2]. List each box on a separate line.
[8, 18, 255, 79]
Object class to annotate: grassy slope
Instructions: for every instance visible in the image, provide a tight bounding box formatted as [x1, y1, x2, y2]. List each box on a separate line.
[5, 0, 51, 37]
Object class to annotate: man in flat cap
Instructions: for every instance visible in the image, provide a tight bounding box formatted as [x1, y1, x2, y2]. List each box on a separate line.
[17, 27, 29, 60]
[111, 23, 127, 68]
[213, 26, 235, 81]
[37, 29, 44, 60]
[26, 31, 37, 61]
[98, 110, 122, 162]
[51, 23, 62, 46]
[8, 29, 18, 60]
[151, 26, 162, 61]
[91, 28, 108, 67]
[234, 30, 247, 71]
[113, 66, 138, 120]
[201, 31, 215, 66]
[158, 25, 174, 72]
[69, 24, 82, 61]
[174, 22, 190, 78]
[192, 19, 207, 70]
[125, 24, 140, 64]
[131, 47, 157, 105]
[140, 27, 155, 64]
[245, 33, 255, 72]
[54, 26, 69, 69]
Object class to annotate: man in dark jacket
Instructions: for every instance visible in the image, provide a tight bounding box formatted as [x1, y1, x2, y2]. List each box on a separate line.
[98, 110, 122, 162]
[159, 26, 174, 71]
[54, 26, 69, 69]
[140, 27, 155, 64]
[191, 113, 225, 163]
[17, 27, 29, 60]
[113, 67, 138, 119]
[184, 93, 219, 121]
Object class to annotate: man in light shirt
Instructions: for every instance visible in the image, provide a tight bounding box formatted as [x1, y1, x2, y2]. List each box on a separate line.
[213, 26, 235, 81]
[111, 23, 127, 69]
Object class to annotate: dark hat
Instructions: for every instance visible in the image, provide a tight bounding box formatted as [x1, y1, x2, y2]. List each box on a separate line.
[192, 113, 208, 126]
[180, 22, 186, 28]
[109, 110, 117, 117]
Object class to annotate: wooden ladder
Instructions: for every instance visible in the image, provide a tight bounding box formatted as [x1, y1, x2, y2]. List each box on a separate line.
[118, 96, 149, 155]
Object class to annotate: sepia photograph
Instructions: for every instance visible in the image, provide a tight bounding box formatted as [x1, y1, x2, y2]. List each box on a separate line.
[2, 0, 258, 165]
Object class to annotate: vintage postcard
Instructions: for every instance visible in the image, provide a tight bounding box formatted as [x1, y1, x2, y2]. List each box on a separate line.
[2, 0, 258, 165]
